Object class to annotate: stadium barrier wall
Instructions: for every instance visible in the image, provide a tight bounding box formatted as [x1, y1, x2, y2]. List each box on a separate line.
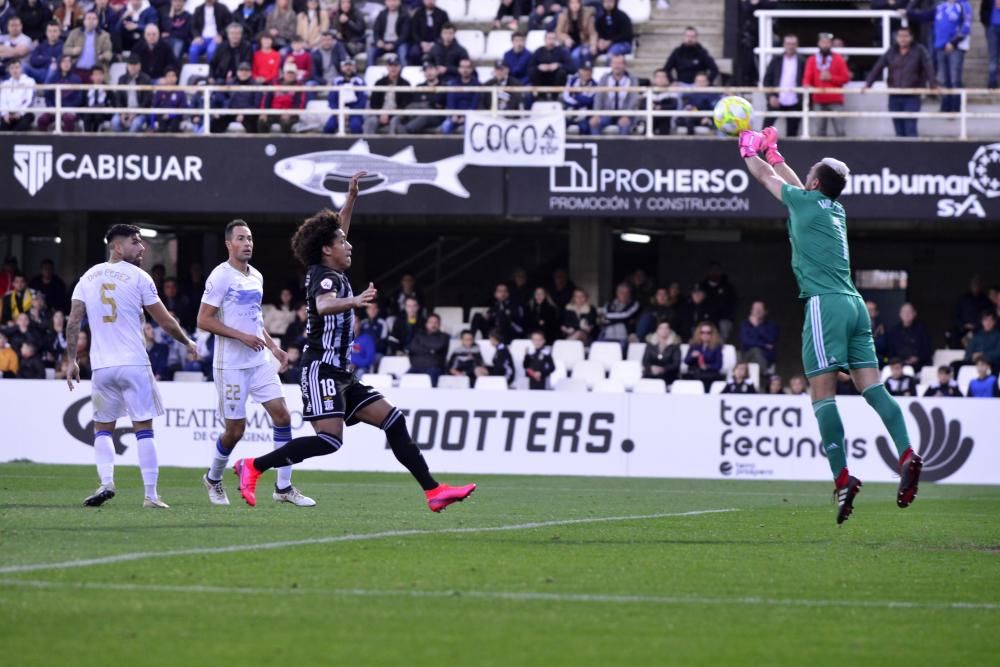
[4, 136, 999, 220]
[2, 380, 996, 485]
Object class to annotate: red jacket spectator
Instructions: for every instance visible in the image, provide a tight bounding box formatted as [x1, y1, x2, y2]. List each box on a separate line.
[803, 50, 850, 105]
[253, 42, 281, 82]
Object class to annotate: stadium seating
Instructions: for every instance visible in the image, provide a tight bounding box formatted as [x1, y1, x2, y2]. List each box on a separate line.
[299, 100, 335, 132]
[378, 356, 411, 378]
[525, 30, 545, 52]
[402, 66, 426, 85]
[364, 65, 388, 87]
[456, 30, 486, 60]
[670, 380, 706, 395]
[363, 373, 394, 389]
[465, 0, 499, 22]
[109, 62, 127, 87]
[436, 307, 465, 335]
[438, 375, 472, 389]
[436, 0, 468, 21]
[918, 366, 937, 388]
[721, 345, 737, 376]
[679, 344, 690, 373]
[484, 30, 513, 60]
[552, 339, 585, 371]
[554, 377, 589, 392]
[617, 0, 652, 24]
[474, 376, 509, 391]
[174, 371, 205, 382]
[571, 360, 606, 389]
[880, 364, 915, 382]
[709, 380, 727, 394]
[933, 349, 966, 368]
[627, 342, 647, 361]
[476, 66, 495, 82]
[399, 373, 433, 389]
[179, 63, 209, 86]
[476, 339, 496, 365]
[593, 379, 626, 393]
[509, 338, 533, 365]
[531, 101, 563, 115]
[633, 378, 667, 394]
[588, 341, 624, 372]
[609, 360, 642, 390]
[957, 365, 979, 394]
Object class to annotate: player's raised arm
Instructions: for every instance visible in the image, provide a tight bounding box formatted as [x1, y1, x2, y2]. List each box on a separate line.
[740, 131, 787, 202]
[64, 298, 86, 390]
[337, 170, 367, 237]
[759, 126, 804, 188]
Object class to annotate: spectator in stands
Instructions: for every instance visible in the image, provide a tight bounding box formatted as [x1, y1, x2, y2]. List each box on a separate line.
[703, 261, 737, 322]
[210, 23, 252, 83]
[116, 0, 159, 54]
[966, 356, 1000, 397]
[283, 303, 308, 349]
[963, 311, 1000, 370]
[524, 330, 555, 390]
[254, 34, 281, 83]
[0, 18, 34, 74]
[161, 277, 194, 329]
[23, 20, 62, 84]
[264, 0, 295, 51]
[408, 313, 449, 386]
[210, 60, 259, 133]
[163, 0, 194, 63]
[885, 302, 932, 371]
[684, 320, 724, 392]
[549, 269, 575, 309]
[37, 55, 82, 133]
[664, 26, 719, 84]
[524, 287, 560, 344]
[885, 358, 918, 396]
[531, 30, 570, 98]
[481, 60, 525, 112]
[370, 0, 410, 67]
[866, 299, 888, 361]
[642, 321, 681, 385]
[135, 23, 177, 80]
[430, 22, 468, 80]
[471, 283, 524, 344]
[151, 264, 166, 295]
[365, 53, 411, 134]
[311, 30, 348, 85]
[359, 302, 389, 357]
[985, 0, 1000, 88]
[83, 65, 112, 131]
[650, 68, 677, 135]
[924, 365, 963, 396]
[595, 0, 633, 60]
[0, 0, 12, 34]
[563, 60, 596, 131]
[766, 374, 783, 394]
[286, 36, 313, 83]
[15, 0, 52, 44]
[109, 54, 150, 132]
[628, 268, 654, 308]
[351, 320, 377, 374]
[296, 0, 328, 50]
[494, 0, 522, 31]
[54, 0, 85, 38]
[447, 329, 488, 383]
[394, 60, 446, 133]
[385, 273, 421, 318]
[0, 258, 17, 302]
[142, 322, 171, 380]
[509, 268, 532, 314]
[722, 361, 756, 394]
[907, 0, 973, 113]
[231, 0, 263, 45]
[323, 57, 365, 134]
[63, 11, 112, 82]
[42, 309, 65, 368]
[264, 288, 297, 336]
[739, 300, 778, 372]
[679, 283, 717, 339]
[441, 57, 480, 134]
[16, 340, 45, 379]
[678, 71, 720, 135]
[5, 312, 43, 351]
[0, 331, 17, 377]
[762, 34, 804, 138]
[786, 374, 808, 396]
[637, 286, 678, 341]
[529, 1, 564, 31]
[410, 0, 449, 65]
[28, 260, 66, 314]
[0, 60, 35, 131]
[599, 282, 639, 346]
[92, 0, 119, 37]
[864, 26, 936, 137]
[279, 345, 302, 384]
[487, 329, 515, 386]
[588, 53, 636, 135]
[556, 0, 597, 72]
[261, 60, 307, 133]
[27, 291, 49, 331]
[560, 287, 597, 343]
[504, 31, 532, 81]
[330, 0, 365, 56]
[803, 32, 850, 137]
[388, 296, 424, 355]
[951, 274, 992, 347]
[736, 0, 777, 85]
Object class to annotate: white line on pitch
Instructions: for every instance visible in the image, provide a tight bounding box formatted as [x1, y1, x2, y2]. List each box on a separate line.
[0, 508, 737, 575]
[1, 578, 996, 612]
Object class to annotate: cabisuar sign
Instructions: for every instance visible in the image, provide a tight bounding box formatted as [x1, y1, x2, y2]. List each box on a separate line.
[1, 136, 997, 220]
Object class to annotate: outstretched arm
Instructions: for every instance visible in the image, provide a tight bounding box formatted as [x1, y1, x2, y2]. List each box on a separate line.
[744, 155, 787, 202]
[759, 126, 803, 187]
[338, 170, 367, 238]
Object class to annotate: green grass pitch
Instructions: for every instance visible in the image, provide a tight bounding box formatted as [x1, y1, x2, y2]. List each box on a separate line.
[1, 463, 998, 666]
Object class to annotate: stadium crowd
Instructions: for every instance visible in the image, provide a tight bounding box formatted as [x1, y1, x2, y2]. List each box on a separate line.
[2, 255, 999, 397]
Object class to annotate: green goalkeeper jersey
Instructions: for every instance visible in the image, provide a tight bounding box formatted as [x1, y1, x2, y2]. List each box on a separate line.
[781, 183, 862, 301]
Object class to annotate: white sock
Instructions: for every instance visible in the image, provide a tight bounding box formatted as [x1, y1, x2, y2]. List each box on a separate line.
[135, 430, 159, 499]
[274, 425, 293, 490]
[207, 438, 231, 482]
[94, 430, 115, 486]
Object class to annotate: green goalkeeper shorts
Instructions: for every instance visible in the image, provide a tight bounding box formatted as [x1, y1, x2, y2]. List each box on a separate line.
[801, 293, 879, 378]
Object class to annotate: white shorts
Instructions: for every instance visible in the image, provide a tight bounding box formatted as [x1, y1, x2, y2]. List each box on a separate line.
[214, 363, 285, 421]
[91, 366, 164, 423]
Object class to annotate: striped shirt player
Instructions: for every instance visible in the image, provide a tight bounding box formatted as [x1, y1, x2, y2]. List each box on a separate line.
[231, 172, 476, 513]
[66, 224, 196, 509]
[196, 220, 314, 508]
[740, 127, 920, 525]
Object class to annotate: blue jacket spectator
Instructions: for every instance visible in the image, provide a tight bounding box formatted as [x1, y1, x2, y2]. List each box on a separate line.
[209, 62, 260, 133]
[323, 60, 366, 134]
[230, 0, 263, 42]
[94, 0, 120, 35]
[907, 0, 972, 112]
[43, 65, 83, 107]
[563, 67, 597, 110]
[884, 303, 932, 370]
[351, 330, 377, 374]
[684, 321, 725, 391]
[967, 359, 999, 397]
[441, 59, 480, 134]
[503, 33, 533, 81]
[739, 301, 779, 370]
[161, 0, 193, 63]
[152, 68, 186, 132]
[965, 312, 1000, 368]
[25, 24, 63, 83]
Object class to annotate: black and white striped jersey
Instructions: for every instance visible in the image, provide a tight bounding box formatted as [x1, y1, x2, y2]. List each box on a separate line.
[302, 264, 354, 369]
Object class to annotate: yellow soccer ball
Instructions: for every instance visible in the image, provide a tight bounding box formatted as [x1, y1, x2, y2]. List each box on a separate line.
[713, 96, 754, 136]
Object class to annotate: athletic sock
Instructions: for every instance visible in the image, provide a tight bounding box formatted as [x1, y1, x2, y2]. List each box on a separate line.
[135, 429, 159, 499]
[253, 433, 341, 472]
[207, 438, 232, 483]
[273, 425, 293, 490]
[862, 383, 911, 456]
[812, 398, 847, 481]
[94, 430, 115, 486]
[381, 408, 438, 491]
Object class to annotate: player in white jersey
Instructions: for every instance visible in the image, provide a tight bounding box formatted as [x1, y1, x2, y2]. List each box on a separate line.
[66, 224, 197, 509]
[196, 220, 314, 507]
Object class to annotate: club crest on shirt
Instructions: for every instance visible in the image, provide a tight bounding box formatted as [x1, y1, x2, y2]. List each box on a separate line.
[320, 278, 334, 290]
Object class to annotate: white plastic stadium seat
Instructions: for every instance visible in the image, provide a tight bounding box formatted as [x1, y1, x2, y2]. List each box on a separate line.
[552, 339, 585, 371]
[455, 30, 485, 60]
[592, 379, 626, 394]
[551, 359, 568, 385]
[918, 366, 937, 387]
[957, 365, 978, 394]
[609, 360, 642, 390]
[588, 341, 623, 371]
[364, 65, 388, 87]
[399, 373, 433, 389]
[592, 66, 610, 82]
[721, 344, 737, 376]
[179, 63, 209, 86]
[476, 339, 496, 365]
[174, 371, 205, 382]
[617, 0, 652, 24]
[747, 362, 761, 390]
[402, 65, 426, 86]
[531, 101, 563, 115]
[466, 0, 498, 21]
[508, 338, 533, 365]
[299, 99, 335, 132]
[554, 377, 589, 392]
[447, 337, 463, 359]
[436, 0, 467, 21]
[363, 373, 394, 390]
[475, 66, 494, 83]
[709, 380, 728, 394]
[670, 379, 706, 395]
[436, 307, 465, 336]
[45, 367, 55, 380]
[437, 374, 472, 389]
[525, 30, 545, 52]
[109, 62, 128, 86]
[571, 359, 606, 390]
[880, 364, 915, 382]
[474, 376, 509, 391]
[633, 378, 667, 394]
[484, 30, 513, 60]
[679, 343, 690, 373]
[378, 355, 411, 378]
[627, 342, 647, 361]
[932, 349, 965, 368]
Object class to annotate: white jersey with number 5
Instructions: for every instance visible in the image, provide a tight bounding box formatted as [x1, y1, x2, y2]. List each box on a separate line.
[202, 262, 268, 370]
[71, 261, 161, 370]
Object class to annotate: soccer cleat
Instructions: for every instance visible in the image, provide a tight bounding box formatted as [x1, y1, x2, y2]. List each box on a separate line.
[897, 448, 923, 509]
[273, 486, 317, 507]
[143, 496, 170, 509]
[835, 476, 862, 525]
[203, 474, 230, 506]
[83, 483, 116, 507]
[233, 458, 261, 507]
[425, 483, 477, 513]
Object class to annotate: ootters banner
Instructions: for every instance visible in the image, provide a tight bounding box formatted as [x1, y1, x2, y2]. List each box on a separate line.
[1, 136, 998, 220]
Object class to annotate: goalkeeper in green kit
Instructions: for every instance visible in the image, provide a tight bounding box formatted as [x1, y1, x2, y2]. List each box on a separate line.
[739, 127, 922, 525]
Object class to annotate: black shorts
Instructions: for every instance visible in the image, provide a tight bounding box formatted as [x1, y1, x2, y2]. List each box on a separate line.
[300, 360, 384, 425]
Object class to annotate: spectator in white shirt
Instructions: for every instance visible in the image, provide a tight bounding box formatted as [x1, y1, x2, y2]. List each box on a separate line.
[0, 16, 34, 69]
[0, 60, 35, 131]
[762, 33, 805, 136]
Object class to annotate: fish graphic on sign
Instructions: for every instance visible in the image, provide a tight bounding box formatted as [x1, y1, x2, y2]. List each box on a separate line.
[272, 140, 470, 206]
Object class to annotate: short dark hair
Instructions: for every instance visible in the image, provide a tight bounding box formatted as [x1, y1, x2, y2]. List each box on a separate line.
[460, 329, 473, 338]
[897, 25, 911, 33]
[426, 313, 441, 323]
[105, 224, 141, 244]
[46, 19, 61, 28]
[937, 365, 952, 375]
[814, 162, 847, 199]
[888, 357, 903, 366]
[487, 328, 502, 340]
[164, 277, 178, 286]
[441, 22, 455, 31]
[984, 310, 998, 321]
[225, 219, 250, 239]
[41, 258, 54, 267]
[291, 209, 341, 266]
[512, 31, 526, 40]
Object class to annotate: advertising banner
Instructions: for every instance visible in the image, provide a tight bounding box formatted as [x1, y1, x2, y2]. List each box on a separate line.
[462, 112, 565, 166]
[2, 380, 995, 485]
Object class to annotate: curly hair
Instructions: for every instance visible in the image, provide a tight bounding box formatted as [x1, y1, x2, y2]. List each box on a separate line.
[290, 209, 341, 266]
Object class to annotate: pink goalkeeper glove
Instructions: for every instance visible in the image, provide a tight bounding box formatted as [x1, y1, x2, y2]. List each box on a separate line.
[738, 130, 764, 158]
[760, 126, 785, 166]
